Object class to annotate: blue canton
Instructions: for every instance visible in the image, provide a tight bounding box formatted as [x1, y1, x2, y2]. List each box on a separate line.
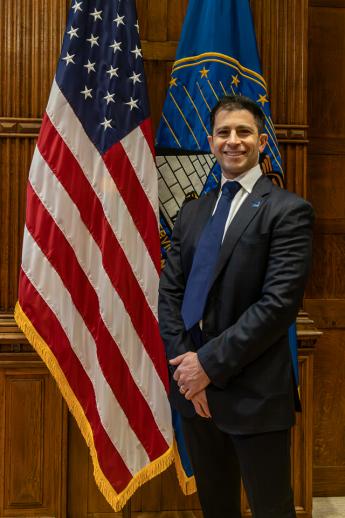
[56, 0, 149, 154]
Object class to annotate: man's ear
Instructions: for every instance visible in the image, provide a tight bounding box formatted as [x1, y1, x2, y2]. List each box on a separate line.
[258, 133, 268, 153]
[207, 134, 214, 153]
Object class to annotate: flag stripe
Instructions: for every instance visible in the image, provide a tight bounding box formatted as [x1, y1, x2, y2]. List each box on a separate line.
[36, 115, 169, 390]
[140, 118, 156, 157]
[29, 144, 172, 443]
[119, 124, 159, 216]
[103, 141, 160, 273]
[25, 186, 169, 461]
[18, 270, 133, 490]
[46, 80, 160, 302]
[20, 227, 151, 474]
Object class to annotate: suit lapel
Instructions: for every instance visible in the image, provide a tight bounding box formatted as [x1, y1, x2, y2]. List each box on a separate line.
[190, 189, 218, 248]
[212, 175, 273, 283]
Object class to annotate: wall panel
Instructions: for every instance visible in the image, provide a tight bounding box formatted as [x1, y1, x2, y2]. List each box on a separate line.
[311, 330, 345, 495]
[250, 0, 308, 125]
[0, 333, 67, 517]
[0, 138, 36, 310]
[5, 376, 44, 507]
[0, 0, 67, 118]
[308, 156, 345, 220]
[307, 0, 345, 495]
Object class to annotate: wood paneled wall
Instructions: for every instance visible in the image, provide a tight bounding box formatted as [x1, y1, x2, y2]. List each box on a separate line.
[0, 0, 339, 515]
[305, 0, 345, 496]
[0, 0, 68, 312]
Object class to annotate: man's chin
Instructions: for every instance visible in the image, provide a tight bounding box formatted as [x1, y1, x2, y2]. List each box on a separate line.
[222, 165, 246, 178]
[223, 157, 245, 170]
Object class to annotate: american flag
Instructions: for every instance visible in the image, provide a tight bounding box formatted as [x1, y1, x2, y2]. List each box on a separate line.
[15, 0, 173, 510]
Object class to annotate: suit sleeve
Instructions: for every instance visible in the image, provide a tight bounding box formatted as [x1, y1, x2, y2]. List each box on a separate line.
[158, 206, 195, 361]
[197, 198, 314, 388]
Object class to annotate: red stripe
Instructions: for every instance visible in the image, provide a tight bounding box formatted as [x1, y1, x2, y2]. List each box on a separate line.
[18, 270, 132, 491]
[25, 183, 169, 458]
[37, 114, 169, 390]
[103, 139, 161, 273]
[140, 117, 156, 158]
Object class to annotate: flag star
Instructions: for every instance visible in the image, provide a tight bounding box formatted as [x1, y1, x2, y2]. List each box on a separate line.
[129, 71, 141, 85]
[113, 13, 125, 26]
[62, 52, 75, 66]
[106, 65, 119, 78]
[125, 97, 139, 110]
[71, 1, 82, 13]
[90, 8, 102, 21]
[100, 117, 112, 130]
[104, 91, 115, 104]
[200, 66, 209, 78]
[257, 94, 269, 106]
[134, 20, 140, 32]
[80, 86, 92, 99]
[86, 34, 99, 47]
[231, 74, 240, 87]
[67, 26, 79, 39]
[84, 60, 96, 74]
[131, 45, 142, 59]
[169, 77, 178, 87]
[109, 40, 122, 53]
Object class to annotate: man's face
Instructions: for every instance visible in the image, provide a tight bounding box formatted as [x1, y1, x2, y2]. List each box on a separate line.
[207, 108, 268, 179]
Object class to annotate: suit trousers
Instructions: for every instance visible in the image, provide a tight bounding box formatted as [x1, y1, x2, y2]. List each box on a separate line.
[181, 415, 296, 518]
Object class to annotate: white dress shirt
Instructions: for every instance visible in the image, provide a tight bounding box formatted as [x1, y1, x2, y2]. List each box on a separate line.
[212, 163, 262, 241]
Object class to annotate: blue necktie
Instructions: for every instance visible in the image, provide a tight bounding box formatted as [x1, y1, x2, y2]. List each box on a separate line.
[181, 181, 241, 331]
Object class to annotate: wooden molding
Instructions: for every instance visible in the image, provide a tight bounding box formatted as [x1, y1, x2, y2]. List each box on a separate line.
[0, 309, 321, 347]
[0, 117, 41, 137]
[0, 312, 35, 359]
[304, 299, 345, 329]
[297, 309, 323, 345]
[142, 40, 178, 61]
[311, 0, 345, 7]
[0, 117, 309, 145]
[275, 125, 309, 144]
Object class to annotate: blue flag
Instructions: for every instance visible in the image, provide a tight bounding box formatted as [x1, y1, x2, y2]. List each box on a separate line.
[156, 0, 283, 191]
[156, 0, 298, 493]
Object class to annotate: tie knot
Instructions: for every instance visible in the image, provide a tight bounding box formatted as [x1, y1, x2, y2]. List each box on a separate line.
[222, 181, 241, 200]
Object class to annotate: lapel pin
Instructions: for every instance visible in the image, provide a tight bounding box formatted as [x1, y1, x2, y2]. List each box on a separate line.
[251, 200, 261, 208]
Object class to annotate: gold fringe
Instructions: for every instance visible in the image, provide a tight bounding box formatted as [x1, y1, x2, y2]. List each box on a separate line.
[14, 302, 174, 511]
[173, 438, 197, 495]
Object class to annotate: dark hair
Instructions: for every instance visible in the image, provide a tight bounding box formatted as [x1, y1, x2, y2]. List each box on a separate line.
[210, 94, 266, 134]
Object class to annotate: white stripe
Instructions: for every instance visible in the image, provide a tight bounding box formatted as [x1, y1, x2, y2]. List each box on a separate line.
[29, 147, 173, 445]
[120, 126, 159, 220]
[22, 226, 150, 475]
[45, 78, 159, 316]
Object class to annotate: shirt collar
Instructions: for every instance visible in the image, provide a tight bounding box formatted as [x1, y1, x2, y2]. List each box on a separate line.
[220, 163, 262, 193]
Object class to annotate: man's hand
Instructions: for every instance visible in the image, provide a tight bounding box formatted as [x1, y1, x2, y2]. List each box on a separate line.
[191, 389, 211, 418]
[170, 351, 210, 399]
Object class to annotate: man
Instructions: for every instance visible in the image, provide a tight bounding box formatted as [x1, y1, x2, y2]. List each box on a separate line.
[158, 95, 314, 518]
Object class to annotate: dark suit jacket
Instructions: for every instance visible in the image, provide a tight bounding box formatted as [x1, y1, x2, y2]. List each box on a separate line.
[158, 175, 314, 434]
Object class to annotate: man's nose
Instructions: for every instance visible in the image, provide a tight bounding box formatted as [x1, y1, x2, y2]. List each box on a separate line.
[227, 130, 240, 144]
